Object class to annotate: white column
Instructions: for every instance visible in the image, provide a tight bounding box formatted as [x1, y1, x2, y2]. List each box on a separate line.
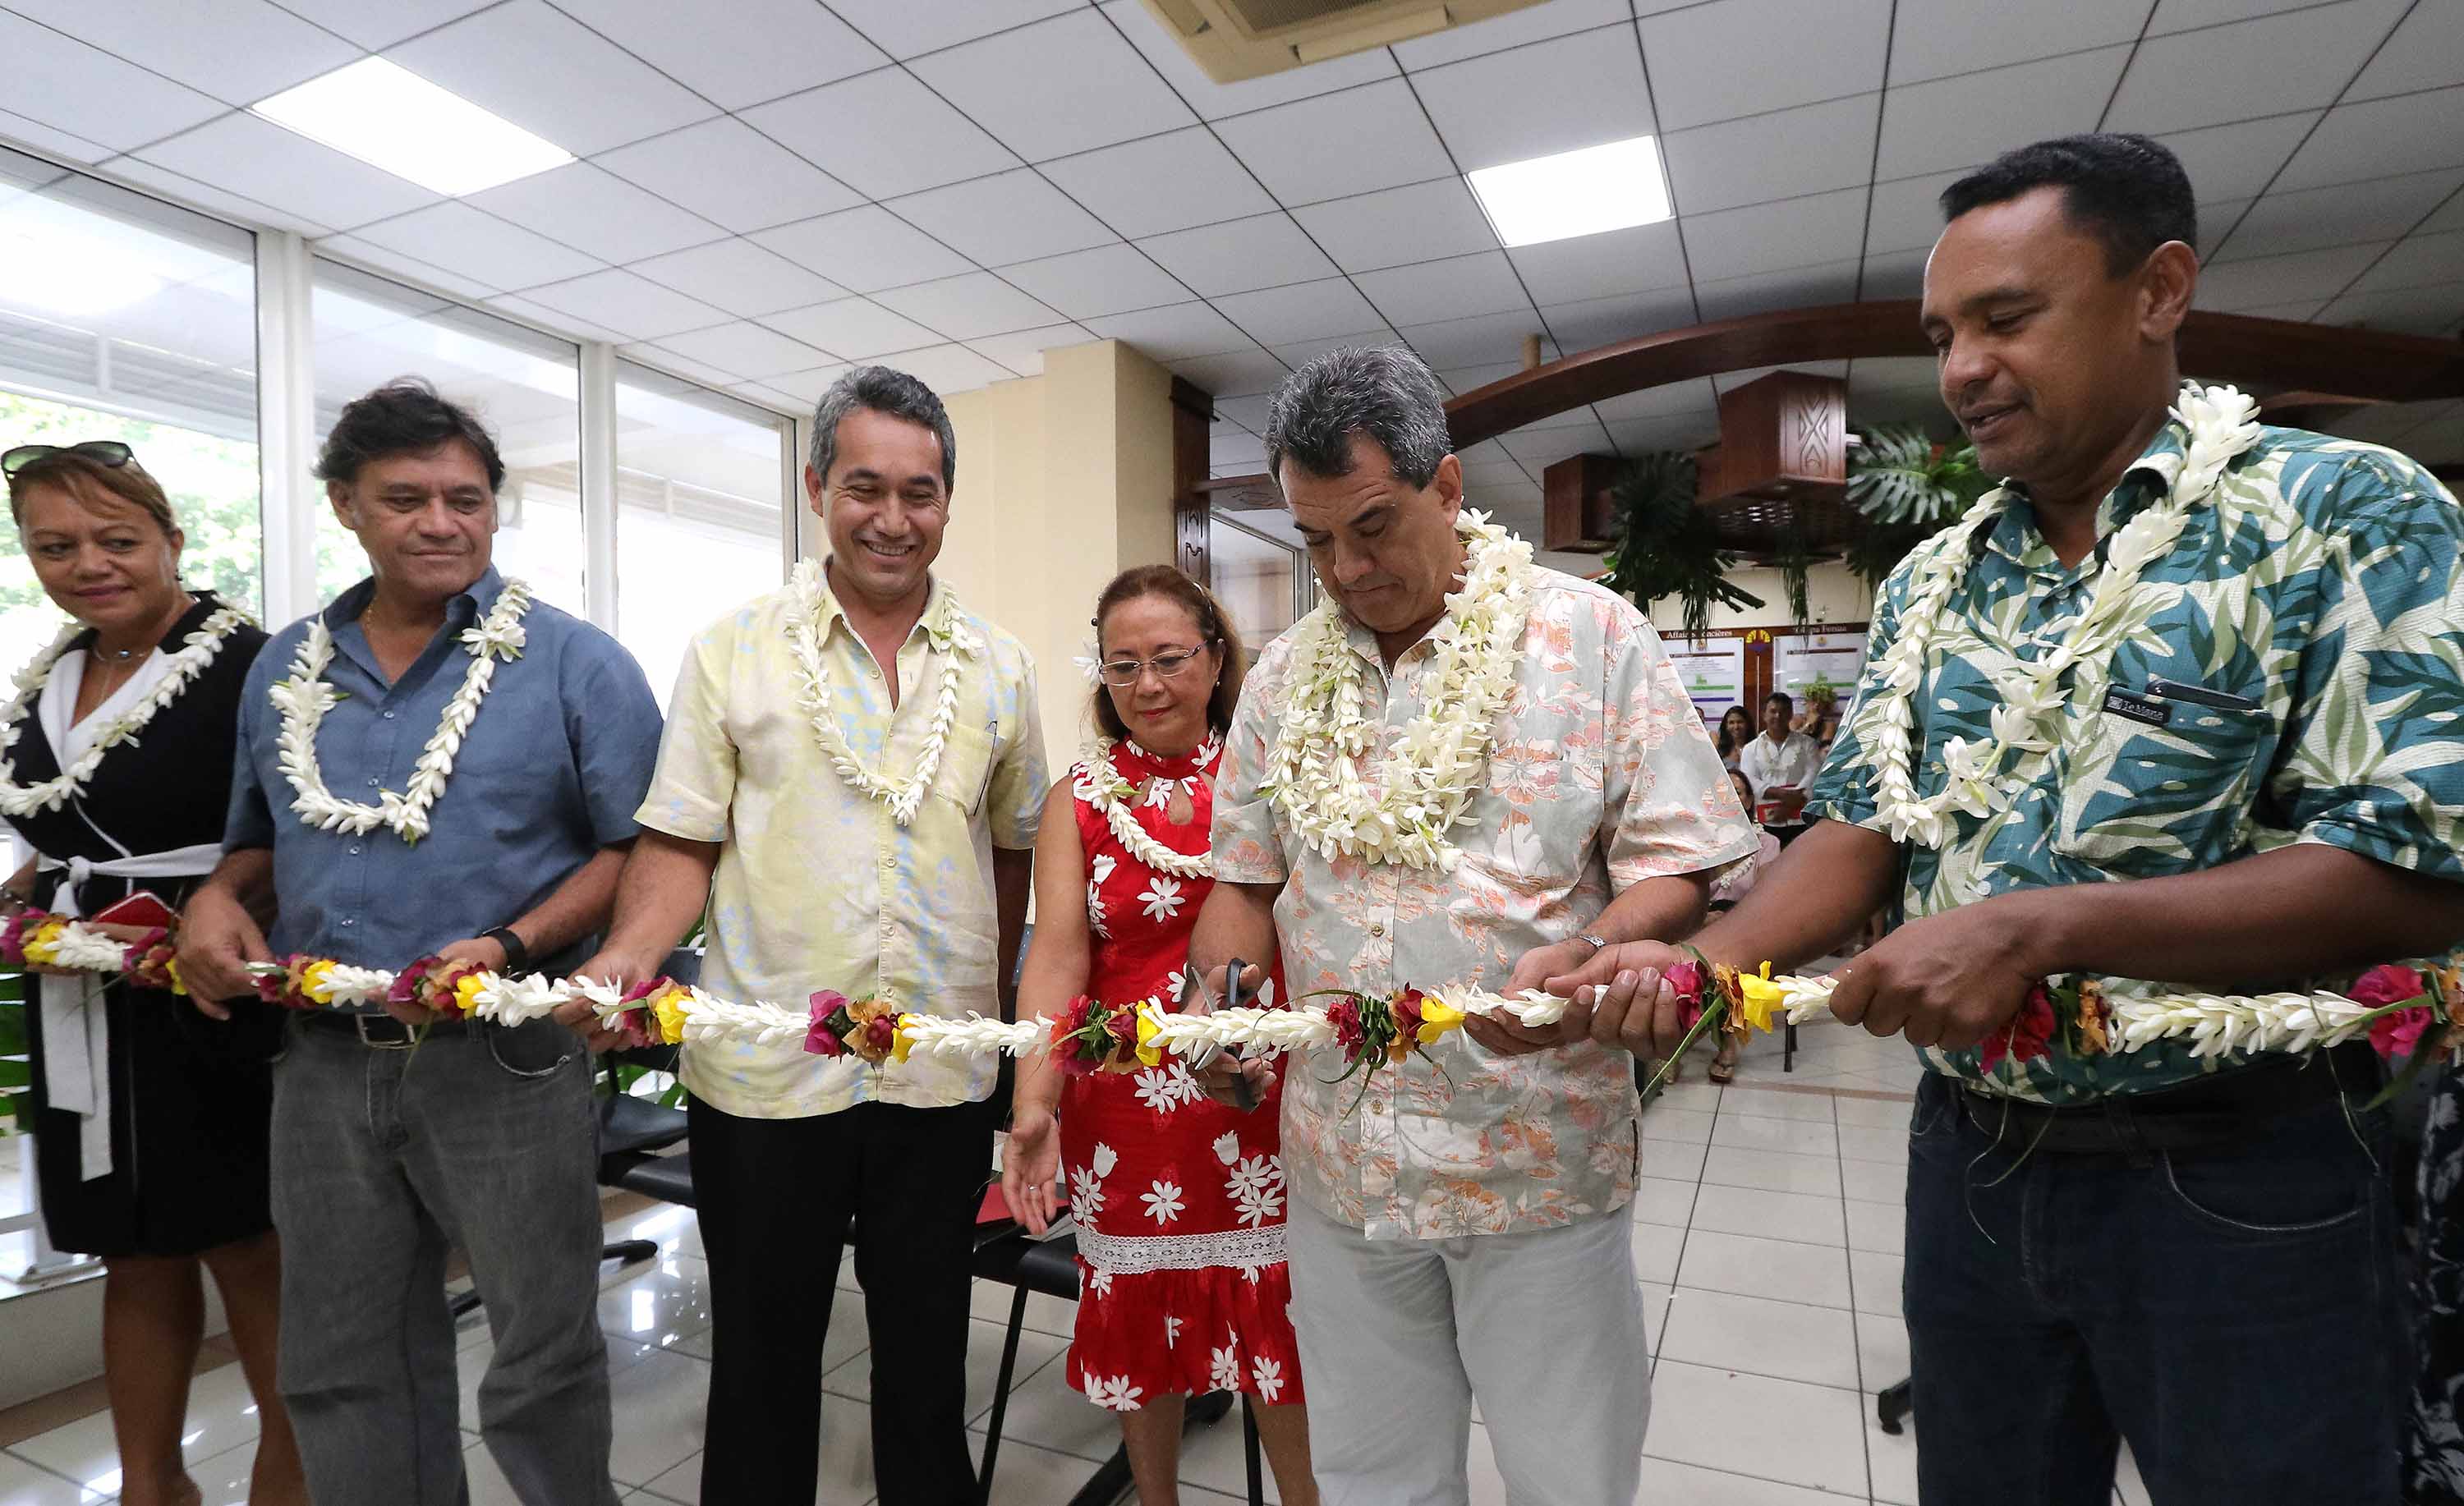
[579, 342, 618, 632]
[255, 232, 319, 623]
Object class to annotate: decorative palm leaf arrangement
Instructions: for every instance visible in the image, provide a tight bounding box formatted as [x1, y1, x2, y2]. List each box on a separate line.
[1601, 451, 1763, 640]
[1844, 424, 1994, 589]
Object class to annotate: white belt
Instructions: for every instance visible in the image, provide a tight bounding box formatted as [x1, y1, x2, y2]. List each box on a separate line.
[35, 843, 221, 1181]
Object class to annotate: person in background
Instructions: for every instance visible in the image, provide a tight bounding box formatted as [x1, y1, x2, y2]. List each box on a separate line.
[1003, 567, 1316, 1506]
[1740, 690, 1821, 843]
[0, 441, 301, 1506]
[179, 381, 662, 1506]
[1653, 769, 1782, 1086]
[1714, 704, 1754, 772]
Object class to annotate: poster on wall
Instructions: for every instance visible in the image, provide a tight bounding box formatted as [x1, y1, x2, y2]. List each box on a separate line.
[1666, 638, 1749, 724]
[1776, 628, 1869, 710]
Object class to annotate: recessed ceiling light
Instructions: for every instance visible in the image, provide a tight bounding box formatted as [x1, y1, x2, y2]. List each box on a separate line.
[1466, 135, 1672, 249]
[251, 57, 573, 197]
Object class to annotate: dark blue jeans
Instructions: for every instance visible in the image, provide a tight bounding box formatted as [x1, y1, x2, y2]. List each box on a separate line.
[1904, 1070, 2408, 1506]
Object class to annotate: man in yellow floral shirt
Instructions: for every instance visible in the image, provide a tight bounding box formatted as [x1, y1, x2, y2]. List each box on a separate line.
[1193, 346, 1757, 1503]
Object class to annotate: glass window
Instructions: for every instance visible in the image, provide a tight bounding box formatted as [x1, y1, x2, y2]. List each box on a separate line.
[1209, 510, 1308, 668]
[310, 261, 582, 611]
[615, 365, 793, 704]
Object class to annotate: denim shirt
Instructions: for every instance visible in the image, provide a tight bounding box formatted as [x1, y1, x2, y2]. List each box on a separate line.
[225, 567, 663, 980]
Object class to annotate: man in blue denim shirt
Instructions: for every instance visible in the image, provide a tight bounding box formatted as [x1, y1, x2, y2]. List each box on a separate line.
[180, 380, 662, 1506]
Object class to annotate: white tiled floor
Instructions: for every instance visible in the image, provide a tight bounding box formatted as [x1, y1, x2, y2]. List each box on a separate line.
[0, 1020, 2157, 1504]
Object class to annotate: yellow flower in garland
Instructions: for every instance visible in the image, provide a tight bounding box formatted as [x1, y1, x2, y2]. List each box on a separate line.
[301, 958, 341, 1006]
[453, 970, 490, 1019]
[1416, 997, 1464, 1045]
[1736, 962, 1785, 1035]
[890, 1013, 921, 1066]
[650, 983, 692, 1046]
[20, 919, 66, 967]
[1134, 1000, 1167, 1068]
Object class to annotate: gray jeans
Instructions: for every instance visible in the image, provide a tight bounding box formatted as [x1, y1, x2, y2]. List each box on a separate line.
[269, 1017, 618, 1506]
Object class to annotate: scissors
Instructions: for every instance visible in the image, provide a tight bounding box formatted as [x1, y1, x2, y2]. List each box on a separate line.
[1179, 957, 1262, 1112]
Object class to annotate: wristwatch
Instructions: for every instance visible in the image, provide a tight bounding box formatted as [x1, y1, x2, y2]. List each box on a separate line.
[1574, 932, 1612, 958]
[482, 925, 531, 976]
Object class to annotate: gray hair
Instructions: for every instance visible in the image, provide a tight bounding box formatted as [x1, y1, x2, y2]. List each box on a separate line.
[1262, 346, 1451, 491]
[807, 365, 957, 493]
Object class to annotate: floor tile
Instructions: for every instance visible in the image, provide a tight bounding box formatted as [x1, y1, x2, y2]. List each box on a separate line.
[0, 1451, 107, 1504]
[974, 1433, 1138, 1506]
[1855, 1309, 1910, 1389]
[968, 1277, 1079, 1341]
[1643, 1359, 1870, 1495]
[1716, 1088, 1838, 1124]
[11, 1356, 262, 1495]
[1687, 1183, 1846, 1248]
[462, 1437, 527, 1506]
[1630, 1219, 1688, 1286]
[612, 1204, 706, 1262]
[1838, 1156, 1907, 1206]
[1838, 1125, 1913, 1164]
[1639, 1281, 1675, 1357]
[821, 1315, 1066, 1425]
[1710, 1114, 1838, 1158]
[1701, 1146, 1841, 1198]
[1465, 1419, 1506, 1506]
[1638, 1136, 1709, 1182]
[1849, 1248, 1905, 1316]
[1653, 1080, 1726, 1113]
[1631, 1176, 1699, 1228]
[1177, 1398, 1286, 1501]
[1657, 1288, 1861, 1389]
[1869, 1406, 1919, 1504]
[1635, 1453, 1869, 1503]
[606, 1348, 713, 1488]
[596, 1255, 716, 1352]
[972, 1353, 1128, 1467]
[1676, 1229, 1852, 1310]
[1640, 1106, 1716, 1146]
[2117, 1440, 2149, 1504]
[1832, 1095, 1916, 1130]
[1846, 1198, 1905, 1256]
[459, 1335, 654, 1434]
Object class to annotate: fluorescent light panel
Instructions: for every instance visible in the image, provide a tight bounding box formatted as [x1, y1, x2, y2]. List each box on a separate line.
[251, 57, 572, 197]
[1466, 135, 1672, 249]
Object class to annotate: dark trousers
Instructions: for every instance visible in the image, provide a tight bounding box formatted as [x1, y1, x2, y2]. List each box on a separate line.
[1904, 1069, 2408, 1505]
[690, 1095, 990, 1506]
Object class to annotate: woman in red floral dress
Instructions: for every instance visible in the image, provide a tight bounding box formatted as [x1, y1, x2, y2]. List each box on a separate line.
[1004, 567, 1316, 1506]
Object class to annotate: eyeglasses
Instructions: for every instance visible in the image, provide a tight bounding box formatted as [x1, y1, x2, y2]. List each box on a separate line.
[2, 441, 135, 477]
[1097, 645, 1212, 688]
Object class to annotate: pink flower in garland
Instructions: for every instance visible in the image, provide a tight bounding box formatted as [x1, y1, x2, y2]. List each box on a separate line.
[2351, 966, 2434, 1061]
[1664, 961, 1704, 1030]
[806, 989, 850, 1058]
[1979, 985, 2058, 1073]
[2373, 1008, 2434, 1061]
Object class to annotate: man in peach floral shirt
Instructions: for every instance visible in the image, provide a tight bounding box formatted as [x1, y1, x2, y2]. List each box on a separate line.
[1191, 347, 1756, 1504]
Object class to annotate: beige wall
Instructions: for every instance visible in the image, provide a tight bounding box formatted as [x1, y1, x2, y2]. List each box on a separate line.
[1643, 558, 1873, 637]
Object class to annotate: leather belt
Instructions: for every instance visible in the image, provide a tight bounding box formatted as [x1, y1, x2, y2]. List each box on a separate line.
[296, 1012, 476, 1050]
[1956, 1043, 2380, 1155]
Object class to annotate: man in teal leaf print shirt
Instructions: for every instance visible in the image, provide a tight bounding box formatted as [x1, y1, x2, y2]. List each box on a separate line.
[1535, 134, 2462, 1504]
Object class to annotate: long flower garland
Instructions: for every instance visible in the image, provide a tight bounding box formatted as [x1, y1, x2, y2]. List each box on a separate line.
[0, 604, 255, 818]
[1868, 384, 2264, 847]
[1072, 735, 1219, 880]
[1, 910, 183, 992]
[787, 560, 980, 827]
[1260, 511, 1533, 871]
[270, 581, 533, 843]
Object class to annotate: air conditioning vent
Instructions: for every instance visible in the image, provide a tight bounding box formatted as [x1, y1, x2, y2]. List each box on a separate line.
[1138, 0, 1556, 81]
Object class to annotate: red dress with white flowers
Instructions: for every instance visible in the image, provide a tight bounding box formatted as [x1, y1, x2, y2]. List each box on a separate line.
[1060, 734, 1303, 1412]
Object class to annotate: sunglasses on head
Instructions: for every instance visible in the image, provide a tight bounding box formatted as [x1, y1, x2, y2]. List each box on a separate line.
[2, 440, 136, 477]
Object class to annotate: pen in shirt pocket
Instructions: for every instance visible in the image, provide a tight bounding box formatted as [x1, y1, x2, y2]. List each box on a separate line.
[2143, 677, 2263, 714]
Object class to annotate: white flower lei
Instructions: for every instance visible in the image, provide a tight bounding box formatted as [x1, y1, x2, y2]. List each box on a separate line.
[0, 603, 255, 818]
[270, 579, 534, 843]
[1262, 511, 1533, 871]
[1073, 734, 1219, 880]
[1869, 383, 2264, 848]
[787, 559, 981, 827]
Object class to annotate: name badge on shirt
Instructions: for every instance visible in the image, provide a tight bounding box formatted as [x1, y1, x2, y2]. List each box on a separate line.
[2100, 686, 2172, 728]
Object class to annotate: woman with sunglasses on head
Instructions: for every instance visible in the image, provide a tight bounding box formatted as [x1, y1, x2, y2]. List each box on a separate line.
[0, 441, 301, 1506]
[1001, 567, 1316, 1506]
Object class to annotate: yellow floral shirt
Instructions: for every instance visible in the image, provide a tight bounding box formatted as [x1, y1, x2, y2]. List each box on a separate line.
[637, 569, 1046, 1118]
[1212, 568, 1758, 1238]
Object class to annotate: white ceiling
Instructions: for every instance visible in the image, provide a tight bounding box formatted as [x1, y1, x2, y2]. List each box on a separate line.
[2, 0, 2457, 542]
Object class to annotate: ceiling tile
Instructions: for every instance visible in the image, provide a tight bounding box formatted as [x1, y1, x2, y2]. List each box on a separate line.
[1084, 301, 1255, 360]
[1391, 0, 1630, 69]
[1439, 365, 1524, 399]
[761, 297, 945, 359]
[1290, 178, 1501, 273]
[909, 10, 1196, 162]
[551, 0, 886, 108]
[1847, 356, 1939, 394]
[2347, 0, 2464, 101]
[2147, 0, 2361, 34]
[1683, 188, 1868, 283]
[1607, 412, 1720, 455]
[318, 233, 504, 300]
[2154, 112, 2320, 205]
[347, 200, 604, 291]
[871, 272, 1064, 340]
[1643, 0, 1887, 131]
[757, 365, 853, 406]
[468, 162, 725, 265]
[1270, 329, 1404, 369]
[994, 241, 1192, 319]
[0, 11, 223, 152]
[1356, 251, 1530, 326]
[103, 155, 334, 237]
[269, 0, 493, 49]
[2350, 230, 2464, 295]
[1507, 220, 1688, 305]
[964, 323, 1091, 377]
[871, 342, 1014, 397]
[739, 69, 1018, 200]
[490, 292, 628, 346]
[517, 267, 733, 340]
[1211, 431, 1268, 469]
[386, 0, 717, 155]
[136, 112, 439, 232]
[1098, 0, 1399, 121]
[594, 118, 863, 234]
[0, 107, 110, 165]
[1859, 247, 1929, 300]
[1714, 360, 1848, 396]
[1460, 457, 1533, 486]
[1864, 170, 1965, 256]
[1137, 214, 1338, 297]
[1213, 80, 1457, 206]
[6, 0, 355, 106]
[1039, 127, 1279, 240]
[628, 239, 846, 318]
[1886, 0, 2151, 85]
[2211, 168, 2464, 260]
[1877, 48, 2128, 180]
[654, 319, 834, 379]
[1538, 287, 1698, 351]
[2105, 0, 2408, 135]
[2195, 241, 2390, 310]
[885, 170, 1118, 266]
[1662, 94, 1878, 216]
[727, 379, 810, 410]
[752, 205, 976, 292]
[1501, 420, 1612, 467]
[1212, 278, 1386, 347]
[2272, 87, 2464, 194]
[2315, 283, 2464, 337]
[1417, 28, 1657, 172]
[825, 0, 1083, 60]
[2425, 195, 2464, 236]
[1165, 348, 1289, 397]
[1692, 258, 1860, 323]
[1396, 309, 1558, 369]
[613, 342, 743, 391]
[1209, 395, 1271, 430]
[1594, 377, 1718, 423]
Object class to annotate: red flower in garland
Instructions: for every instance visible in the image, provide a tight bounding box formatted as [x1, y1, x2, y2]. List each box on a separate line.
[2351, 965, 2428, 1010]
[1387, 989, 1427, 1063]
[2374, 1008, 2434, 1060]
[1664, 961, 1705, 1030]
[805, 989, 850, 1058]
[0, 911, 39, 967]
[1324, 997, 1363, 1054]
[1979, 985, 2059, 1073]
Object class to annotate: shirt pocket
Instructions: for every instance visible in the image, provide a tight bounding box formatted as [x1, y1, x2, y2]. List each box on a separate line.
[928, 723, 997, 818]
[2052, 687, 2273, 877]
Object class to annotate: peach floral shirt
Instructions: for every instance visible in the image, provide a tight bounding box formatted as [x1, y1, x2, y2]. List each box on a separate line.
[1212, 568, 1757, 1238]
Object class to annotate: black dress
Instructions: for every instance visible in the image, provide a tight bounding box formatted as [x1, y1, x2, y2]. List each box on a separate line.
[6, 592, 279, 1258]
